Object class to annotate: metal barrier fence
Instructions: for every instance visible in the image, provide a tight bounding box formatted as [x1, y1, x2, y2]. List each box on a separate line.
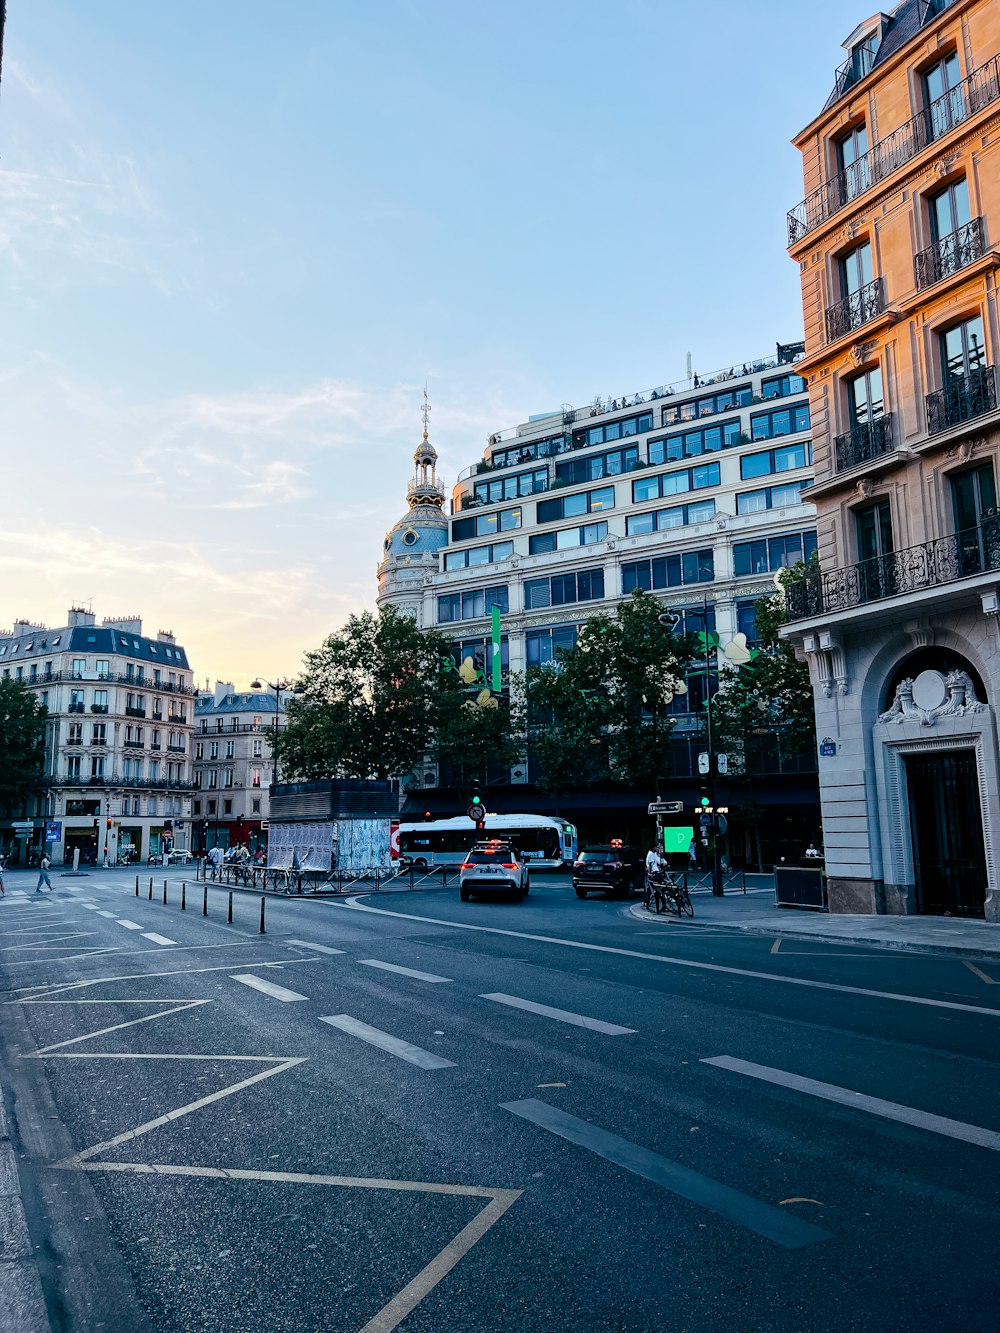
[683, 868, 747, 894]
[196, 861, 458, 895]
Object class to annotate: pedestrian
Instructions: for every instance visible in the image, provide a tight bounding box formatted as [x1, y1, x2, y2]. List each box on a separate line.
[0, 853, 5, 897]
[36, 853, 53, 893]
[645, 845, 661, 877]
[688, 837, 698, 870]
[805, 842, 821, 859]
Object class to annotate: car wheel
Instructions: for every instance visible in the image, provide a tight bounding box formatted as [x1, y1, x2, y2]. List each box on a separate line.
[460, 887, 472, 902]
[522, 878, 529, 897]
[413, 858, 427, 870]
[574, 886, 588, 899]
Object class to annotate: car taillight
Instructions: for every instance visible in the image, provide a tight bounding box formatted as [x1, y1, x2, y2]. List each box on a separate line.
[573, 860, 584, 870]
[460, 862, 473, 870]
[502, 863, 517, 870]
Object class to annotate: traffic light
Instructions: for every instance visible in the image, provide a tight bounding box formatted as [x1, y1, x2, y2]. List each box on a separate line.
[470, 780, 482, 809]
[106, 817, 113, 830]
[699, 786, 711, 809]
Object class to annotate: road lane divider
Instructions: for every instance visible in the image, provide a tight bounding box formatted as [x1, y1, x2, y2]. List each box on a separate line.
[95, 910, 116, 919]
[359, 960, 451, 984]
[115, 921, 143, 931]
[480, 992, 635, 1036]
[286, 939, 346, 956]
[501, 1098, 832, 1249]
[230, 974, 308, 1002]
[319, 1014, 456, 1069]
[141, 933, 176, 947]
[702, 1055, 1000, 1152]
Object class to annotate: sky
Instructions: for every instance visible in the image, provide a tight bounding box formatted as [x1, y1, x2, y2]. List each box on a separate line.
[0, 0, 864, 684]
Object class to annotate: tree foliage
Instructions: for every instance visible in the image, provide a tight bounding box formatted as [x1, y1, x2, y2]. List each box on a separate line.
[280, 606, 523, 786]
[525, 590, 693, 797]
[711, 569, 817, 778]
[0, 678, 47, 814]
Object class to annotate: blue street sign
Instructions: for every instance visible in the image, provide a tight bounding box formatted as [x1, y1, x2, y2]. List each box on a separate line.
[45, 821, 62, 842]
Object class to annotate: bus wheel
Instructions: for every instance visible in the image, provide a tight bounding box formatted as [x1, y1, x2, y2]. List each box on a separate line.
[413, 858, 427, 869]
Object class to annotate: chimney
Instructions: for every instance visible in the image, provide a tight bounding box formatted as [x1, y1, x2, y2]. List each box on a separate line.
[102, 615, 143, 635]
[214, 680, 235, 705]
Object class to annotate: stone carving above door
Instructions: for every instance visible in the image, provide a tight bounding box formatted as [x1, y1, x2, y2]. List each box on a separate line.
[878, 669, 987, 725]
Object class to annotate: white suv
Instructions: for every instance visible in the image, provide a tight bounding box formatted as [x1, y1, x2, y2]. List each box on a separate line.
[459, 841, 530, 902]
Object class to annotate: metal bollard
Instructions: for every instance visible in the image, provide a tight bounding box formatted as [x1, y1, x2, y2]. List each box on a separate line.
[148, 877, 153, 901]
[135, 875, 139, 897]
[259, 896, 265, 934]
[203, 883, 208, 917]
[227, 891, 233, 924]
[163, 880, 167, 905]
[181, 882, 186, 911]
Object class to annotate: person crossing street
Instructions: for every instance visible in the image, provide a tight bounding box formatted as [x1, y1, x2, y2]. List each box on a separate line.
[35, 853, 53, 893]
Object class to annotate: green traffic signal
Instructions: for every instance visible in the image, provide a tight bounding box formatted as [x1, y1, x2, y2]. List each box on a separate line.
[472, 795, 481, 805]
[699, 796, 710, 807]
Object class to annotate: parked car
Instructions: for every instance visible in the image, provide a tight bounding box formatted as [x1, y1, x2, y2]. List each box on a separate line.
[167, 849, 192, 865]
[459, 840, 530, 902]
[572, 845, 645, 899]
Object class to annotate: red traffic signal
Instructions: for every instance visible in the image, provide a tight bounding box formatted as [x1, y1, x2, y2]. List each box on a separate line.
[106, 818, 113, 829]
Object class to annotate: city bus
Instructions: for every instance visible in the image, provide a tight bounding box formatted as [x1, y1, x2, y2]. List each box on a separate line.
[397, 814, 576, 870]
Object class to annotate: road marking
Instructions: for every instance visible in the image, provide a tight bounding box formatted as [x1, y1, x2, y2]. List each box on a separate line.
[340, 901, 1000, 1018]
[27, 1000, 211, 1056]
[9, 956, 317, 999]
[501, 1099, 830, 1248]
[963, 960, 998, 985]
[230, 974, 308, 1002]
[0, 933, 99, 951]
[319, 1014, 455, 1069]
[771, 938, 781, 954]
[81, 905, 101, 911]
[481, 992, 635, 1036]
[286, 939, 346, 956]
[141, 933, 176, 947]
[95, 910, 117, 918]
[359, 960, 451, 984]
[115, 920, 144, 931]
[702, 1056, 1000, 1152]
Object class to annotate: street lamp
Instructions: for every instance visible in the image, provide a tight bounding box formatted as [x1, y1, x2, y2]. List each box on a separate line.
[249, 678, 297, 789]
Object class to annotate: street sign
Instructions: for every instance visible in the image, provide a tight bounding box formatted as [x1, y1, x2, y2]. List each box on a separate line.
[648, 801, 684, 815]
[819, 738, 837, 757]
[717, 753, 729, 776]
[45, 821, 62, 842]
[467, 804, 486, 824]
[697, 752, 710, 775]
[11, 821, 33, 834]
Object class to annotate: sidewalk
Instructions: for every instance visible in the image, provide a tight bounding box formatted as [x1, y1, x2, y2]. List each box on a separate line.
[628, 887, 1000, 959]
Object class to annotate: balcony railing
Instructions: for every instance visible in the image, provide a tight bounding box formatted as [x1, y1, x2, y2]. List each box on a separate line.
[829, 43, 878, 104]
[915, 217, 985, 290]
[125, 706, 146, 718]
[786, 513, 1000, 620]
[824, 277, 886, 343]
[123, 739, 145, 750]
[788, 54, 1000, 244]
[167, 744, 186, 753]
[926, 364, 997, 435]
[834, 414, 893, 472]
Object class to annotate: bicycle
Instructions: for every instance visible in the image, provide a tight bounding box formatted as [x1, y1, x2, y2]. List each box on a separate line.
[664, 875, 695, 918]
[643, 871, 669, 914]
[644, 870, 695, 917]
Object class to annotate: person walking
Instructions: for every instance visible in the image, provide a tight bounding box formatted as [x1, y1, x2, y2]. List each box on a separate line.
[36, 853, 53, 893]
[0, 853, 5, 896]
[688, 837, 698, 870]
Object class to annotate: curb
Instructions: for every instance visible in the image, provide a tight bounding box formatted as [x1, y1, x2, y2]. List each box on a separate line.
[625, 902, 1000, 962]
[0, 1093, 52, 1333]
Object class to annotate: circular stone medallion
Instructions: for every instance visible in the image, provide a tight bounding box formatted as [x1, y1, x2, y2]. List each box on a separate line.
[911, 669, 947, 711]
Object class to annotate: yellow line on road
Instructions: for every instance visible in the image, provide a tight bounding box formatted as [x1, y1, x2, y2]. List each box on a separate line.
[963, 960, 998, 985]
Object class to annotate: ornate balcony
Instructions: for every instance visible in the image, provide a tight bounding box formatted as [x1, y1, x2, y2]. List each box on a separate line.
[125, 706, 146, 718]
[788, 54, 1000, 245]
[915, 218, 985, 290]
[824, 277, 886, 343]
[834, 414, 893, 472]
[926, 365, 997, 435]
[786, 513, 1000, 621]
[829, 43, 877, 104]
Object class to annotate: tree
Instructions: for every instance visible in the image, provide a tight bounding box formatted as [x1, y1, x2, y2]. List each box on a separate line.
[525, 590, 693, 799]
[280, 605, 523, 787]
[0, 678, 47, 815]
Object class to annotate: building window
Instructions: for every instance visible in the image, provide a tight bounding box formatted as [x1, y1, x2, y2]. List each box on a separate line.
[736, 483, 805, 514]
[92, 724, 106, 745]
[252, 770, 262, 788]
[748, 404, 811, 442]
[761, 373, 807, 400]
[208, 770, 218, 789]
[525, 624, 581, 667]
[739, 442, 812, 480]
[252, 739, 263, 758]
[68, 722, 83, 744]
[490, 434, 566, 470]
[555, 444, 639, 487]
[67, 756, 81, 778]
[252, 799, 261, 814]
[924, 51, 964, 140]
[195, 742, 204, 760]
[952, 464, 996, 534]
[70, 689, 84, 710]
[649, 420, 743, 464]
[96, 659, 109, 676]
[622, 551, 714, 593]
[528, 521, 608, 554]
[581, 411, 654, 445]
[930, 177, 971, 247]
[208, 800, 217, 815]
[225, 740, 235, 759]
[834, 240, 876, 336]
[72, 658, 86, 677]
[660, 384, 752, 427]
[626, 501, 715, 535]
[209, 741, 219, 760]
[733, 531, 818, 577]
[632, 462, 720, 505]
[847, 367, 885, 428]
[836, 123, 870, 202]
[524, 569, 605, 610]
[91, 756, 105, 779]
[443, 541, 514, 571]
[473, 467, 548, 507]
[223, 799, 233, 815]
[451, 507, 522, 543]
[536, 486, 615, 525]
[735, 600, 758, 644]
[941, 315, 987, 384]
[448, 636, 509, 678]
[437, 586, 509, 624]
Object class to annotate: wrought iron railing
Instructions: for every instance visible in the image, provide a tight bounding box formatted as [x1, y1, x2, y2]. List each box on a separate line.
[829, 43, 878, 103]
[788, 54, 1000, 244]
[926, 364, 997, 434]
[824, 277, 886, 343]
[785, 513, 1000, 620]
[834, 414, 893, 472]
[915, 217, 985, 289]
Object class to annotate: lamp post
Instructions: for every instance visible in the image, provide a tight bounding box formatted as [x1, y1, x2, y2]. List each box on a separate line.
[249, 678, 296, 789]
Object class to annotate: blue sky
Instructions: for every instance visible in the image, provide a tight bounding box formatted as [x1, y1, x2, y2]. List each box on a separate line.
[0, 0, 863, 681]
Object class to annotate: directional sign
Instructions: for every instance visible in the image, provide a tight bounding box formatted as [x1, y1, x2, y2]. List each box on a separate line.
[697, 752, 710, 776]
[11, 821, 33, 834]
[648, 801, 684, 815]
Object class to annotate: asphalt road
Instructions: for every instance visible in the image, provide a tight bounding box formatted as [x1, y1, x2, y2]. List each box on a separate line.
[0, 867, 998, 1332]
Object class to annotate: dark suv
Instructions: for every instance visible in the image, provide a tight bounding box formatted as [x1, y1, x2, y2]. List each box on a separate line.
[572, 846, 644, 899]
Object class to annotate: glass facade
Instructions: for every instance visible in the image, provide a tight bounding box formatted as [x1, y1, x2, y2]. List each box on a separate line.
[750, 403, 811, 440]
[536, 486, 616, 524]
[732, 531, 817, 576]
[622, 550, 714, 592]
[632, 462, 720, 504]
[739, 441, 812, 480]
[626, 501, 715, 534]
[452, 507, 522, 542]
[524, 569, 605, 610]
[437, 586, 508, 624]
[528, 521, 607, 555]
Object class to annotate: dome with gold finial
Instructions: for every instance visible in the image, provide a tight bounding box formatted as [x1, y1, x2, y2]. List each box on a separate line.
[382, 389, 449, 559]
